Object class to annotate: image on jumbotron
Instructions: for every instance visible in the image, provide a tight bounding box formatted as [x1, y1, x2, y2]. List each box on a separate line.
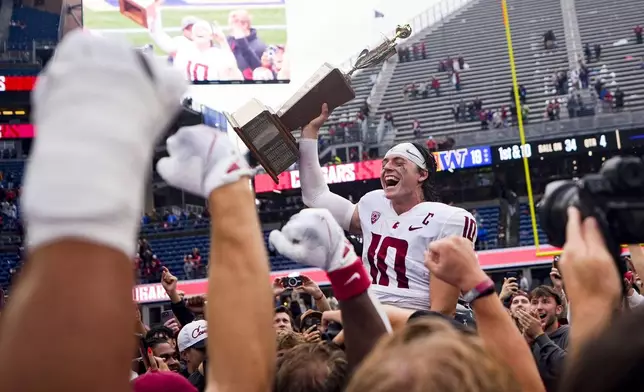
[82, 0, 290, 84]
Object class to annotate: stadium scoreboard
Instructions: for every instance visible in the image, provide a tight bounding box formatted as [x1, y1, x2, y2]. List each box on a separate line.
[494, 131, 621, 162]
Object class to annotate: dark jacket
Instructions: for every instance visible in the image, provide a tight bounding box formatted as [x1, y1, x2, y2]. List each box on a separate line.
[171, 298, 195, 326]
[531, 324, 570, 391]
[227, 28, 267, 80]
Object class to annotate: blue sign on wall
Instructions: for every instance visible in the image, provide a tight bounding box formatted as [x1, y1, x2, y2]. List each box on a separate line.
[436, 145, 492, 171]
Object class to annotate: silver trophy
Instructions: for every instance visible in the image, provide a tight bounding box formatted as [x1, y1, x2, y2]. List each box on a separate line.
[345, 24, 412, 78]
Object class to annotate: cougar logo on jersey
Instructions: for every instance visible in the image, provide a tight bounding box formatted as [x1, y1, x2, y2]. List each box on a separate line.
[371, 211, 381, 224]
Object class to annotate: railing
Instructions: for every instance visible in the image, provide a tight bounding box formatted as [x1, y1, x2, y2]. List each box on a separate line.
[432, 110, 644, 148]
[338, 0, 475, 72]
[0, 39, 54, 65]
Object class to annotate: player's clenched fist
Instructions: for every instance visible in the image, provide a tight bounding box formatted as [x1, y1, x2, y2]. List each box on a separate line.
[156, 125, 253, 198]
[269, 209, 357, 272]
[424, 237, 488, 293]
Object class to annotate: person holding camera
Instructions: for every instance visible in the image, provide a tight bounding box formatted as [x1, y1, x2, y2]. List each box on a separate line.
[272, 275, 331, 312]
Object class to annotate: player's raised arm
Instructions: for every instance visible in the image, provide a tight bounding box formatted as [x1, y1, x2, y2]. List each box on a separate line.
[430, 208, 478, 316]
[157, 126, 275, 392]
[299, 104, 361, 234]
[147, 9, 183, 55]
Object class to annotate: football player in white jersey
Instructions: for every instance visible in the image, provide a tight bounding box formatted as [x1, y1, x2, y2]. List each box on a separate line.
[297, 104, 478, 314]
[148, 13, 197, 59]
[173, 21, 243, 82]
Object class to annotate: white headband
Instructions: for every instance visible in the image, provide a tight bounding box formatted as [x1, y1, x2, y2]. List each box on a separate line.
[384, 143, 426, 168]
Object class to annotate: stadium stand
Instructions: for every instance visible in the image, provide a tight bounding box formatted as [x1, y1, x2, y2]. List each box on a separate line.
[575, 0, 644, 110]
[9, 6, 60, 44]
[519, 203, 548, 246]
[324, 67, 381, 127]
[379, 0, 569, 142]
[147, 231, 306, 281]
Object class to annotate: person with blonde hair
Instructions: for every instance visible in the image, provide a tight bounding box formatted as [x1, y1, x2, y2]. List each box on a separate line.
[347, 318, 519, 392]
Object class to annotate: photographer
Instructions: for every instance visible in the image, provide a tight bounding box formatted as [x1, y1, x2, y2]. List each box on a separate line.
[272, 275, 331, 312]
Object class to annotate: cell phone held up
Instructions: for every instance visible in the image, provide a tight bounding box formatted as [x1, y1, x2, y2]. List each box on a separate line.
[280, 276, 303, 289]
[553, 255, 561, 272]
[161, 310, 174, 324]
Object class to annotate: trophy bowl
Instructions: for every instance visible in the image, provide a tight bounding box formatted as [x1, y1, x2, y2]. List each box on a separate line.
[395, 24, 412, 40]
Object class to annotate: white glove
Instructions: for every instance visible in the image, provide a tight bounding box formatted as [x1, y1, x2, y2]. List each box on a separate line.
[269, 208, 358, 272]
[22, 30, 186, 255]
[156, 125, 253, 198]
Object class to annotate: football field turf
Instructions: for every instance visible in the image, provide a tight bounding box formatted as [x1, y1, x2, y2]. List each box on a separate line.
[83, 7, 287, 53]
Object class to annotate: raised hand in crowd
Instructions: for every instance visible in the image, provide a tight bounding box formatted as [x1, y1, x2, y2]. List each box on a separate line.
[146, 347, 171, 373]
[500, 276, 519, 300]
[0, 31, 186, 392]
[161, 266, 181, 300]
[295, 275, 331, 311]
[272, 277, 287, 297]
[301, 324, 322, 343]
[135, 304, 149, 335]
[157, 121, 273, 392]
[557, 208, 621, 359]
[163, 317, 181, 336]
[186, 295, 207, 315]
[550, 268, 564, 292]
[270, 208, 391, 369]
[424, 236, 545, 392]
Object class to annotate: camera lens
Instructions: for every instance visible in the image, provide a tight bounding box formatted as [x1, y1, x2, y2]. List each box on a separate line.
[538, 180, 580, 247]
[288, 277, 298, 287]
[602, 156, 644, 191]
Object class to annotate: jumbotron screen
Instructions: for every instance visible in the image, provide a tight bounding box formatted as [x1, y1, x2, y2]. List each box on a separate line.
[82, 0, 290, 85]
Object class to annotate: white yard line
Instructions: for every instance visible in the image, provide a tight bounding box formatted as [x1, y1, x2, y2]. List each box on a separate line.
[93, 24, 286, 33]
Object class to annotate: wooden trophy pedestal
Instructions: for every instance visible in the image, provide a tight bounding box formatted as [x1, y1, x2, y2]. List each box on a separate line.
[119, 0, 158, 28]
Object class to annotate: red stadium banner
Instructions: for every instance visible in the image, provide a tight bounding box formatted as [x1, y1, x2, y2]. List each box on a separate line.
[254, 160, 383, 193]
[133, 268, 328, 304]
[132, 245, 570, 304]
[0, 124, 34, 138]
[0, 76, 37, 92]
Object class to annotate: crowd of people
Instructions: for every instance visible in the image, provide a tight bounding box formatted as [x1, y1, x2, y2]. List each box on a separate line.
[397, 41, 427, 62]
[142, 9, 290, 82]
[4, 29, 644, 392]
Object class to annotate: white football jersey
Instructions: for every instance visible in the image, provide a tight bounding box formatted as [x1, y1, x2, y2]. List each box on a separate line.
[357, 190, 477, 310]
[173, 45, 238, 82]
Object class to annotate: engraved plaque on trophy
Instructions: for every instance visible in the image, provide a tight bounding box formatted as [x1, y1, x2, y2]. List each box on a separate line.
[119, 0, 158, 28]
[226, 24, 412, 184]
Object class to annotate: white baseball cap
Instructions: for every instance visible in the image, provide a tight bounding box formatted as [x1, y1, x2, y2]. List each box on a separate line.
[177, 319, 208, 352]
[181, 16, 198, 30]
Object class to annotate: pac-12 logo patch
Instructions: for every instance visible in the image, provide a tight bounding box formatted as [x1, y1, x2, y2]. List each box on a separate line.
[371, 211, 381, 224]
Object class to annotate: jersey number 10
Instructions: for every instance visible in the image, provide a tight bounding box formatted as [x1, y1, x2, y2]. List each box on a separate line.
[366, 216, 477, 288]
[186, 61, 210, 81]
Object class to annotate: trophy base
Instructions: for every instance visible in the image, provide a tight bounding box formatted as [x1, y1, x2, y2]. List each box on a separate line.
[119, 0, 158, 28]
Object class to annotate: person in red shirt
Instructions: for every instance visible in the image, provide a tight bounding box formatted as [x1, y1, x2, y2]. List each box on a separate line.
[190, 248, 203, 278]
[635, 25, 643, 44]
[426, 136, 437, 151]
[431, 76, 440, 96]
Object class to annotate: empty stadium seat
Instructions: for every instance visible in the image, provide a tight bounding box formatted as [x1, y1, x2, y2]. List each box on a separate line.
[9, 6, 60, 44]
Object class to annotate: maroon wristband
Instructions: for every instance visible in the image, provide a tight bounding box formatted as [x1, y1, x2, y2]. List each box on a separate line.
[328, 259, 371, 301]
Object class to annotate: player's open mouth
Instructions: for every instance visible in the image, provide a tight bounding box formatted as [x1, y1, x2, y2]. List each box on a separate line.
[384, 176, 400, 189]
[538, 312, 547, 320]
